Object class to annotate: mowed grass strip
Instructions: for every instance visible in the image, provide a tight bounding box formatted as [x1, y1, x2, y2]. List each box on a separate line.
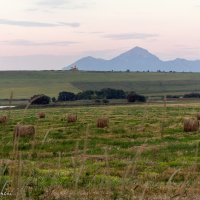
[1, 71, 200, 98]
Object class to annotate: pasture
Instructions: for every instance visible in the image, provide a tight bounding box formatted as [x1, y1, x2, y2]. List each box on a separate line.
[1, 71, 200, 99]
[1, 103, 200, 199]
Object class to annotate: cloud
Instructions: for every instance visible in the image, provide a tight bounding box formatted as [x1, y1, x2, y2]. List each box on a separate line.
[0, 19, 80, 28]
[59, 22, 80, 27]
[36, 0, 90, 9]
[37, 0, 67, 8]
[0, 40, 79, 46]
[104, 33, 159, 40]
[193, 0, 200, 7]
[75, 31, 104, 35]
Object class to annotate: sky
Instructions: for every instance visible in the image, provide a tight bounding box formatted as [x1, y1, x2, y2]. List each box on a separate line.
[0, 0, 200, 70]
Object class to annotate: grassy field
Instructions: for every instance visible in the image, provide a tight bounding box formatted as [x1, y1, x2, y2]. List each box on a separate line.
[1, 103, 200, 199]
[1, 71, 200, 99]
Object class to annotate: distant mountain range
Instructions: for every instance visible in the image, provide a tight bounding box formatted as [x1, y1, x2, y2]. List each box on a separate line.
[63, 47, 200, 72]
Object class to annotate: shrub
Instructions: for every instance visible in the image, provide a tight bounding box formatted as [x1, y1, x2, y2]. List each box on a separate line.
[30, 94, 51, 105]
[127, 92, 146, 103]
[100, 88, 126, 99]
[52, 97, 56, 103]
[76, 88, 126, 100]
[166, 95, 182, 99]
[183, 93, 200, 98]
[76, 90, 95, 100]
[58, 92, 76, 101]
[102, 99, 109, 104]
[95, 99, 101, 104]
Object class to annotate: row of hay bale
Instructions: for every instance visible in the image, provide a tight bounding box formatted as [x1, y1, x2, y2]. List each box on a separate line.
[0, 113, 109, 138]
[183, 112, 200, 132]
[65, 114, 109, 128]
[0, 112, 46, 124]
[2, 109, 200, 137]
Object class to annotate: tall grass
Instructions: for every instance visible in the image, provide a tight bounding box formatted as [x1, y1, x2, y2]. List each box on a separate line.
[1, 101, 200, 199]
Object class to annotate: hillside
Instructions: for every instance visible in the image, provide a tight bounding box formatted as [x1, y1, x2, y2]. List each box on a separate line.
[64, 47, 200, 72]
[1, 71, 200, 99]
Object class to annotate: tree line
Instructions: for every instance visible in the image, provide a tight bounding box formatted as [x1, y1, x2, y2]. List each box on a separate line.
[30, 88, 146, 105]
[167, 93, 200, 99]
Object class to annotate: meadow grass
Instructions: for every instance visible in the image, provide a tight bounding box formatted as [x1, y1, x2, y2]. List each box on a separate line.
[1, 103, 200, 199]
[1, 71, 200, 98]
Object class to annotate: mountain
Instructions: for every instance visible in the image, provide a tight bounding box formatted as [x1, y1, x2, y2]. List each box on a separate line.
[63, 47, 200, 72]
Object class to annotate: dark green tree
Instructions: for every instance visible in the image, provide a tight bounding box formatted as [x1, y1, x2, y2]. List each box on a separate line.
[30, 94, 51, 105]
[127, 92, 146, 103]
[58, 92, 76, 101]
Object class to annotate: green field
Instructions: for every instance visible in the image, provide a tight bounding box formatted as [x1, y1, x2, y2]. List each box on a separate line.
[1, 103, 200, 199]
[1, 71, 200, 99]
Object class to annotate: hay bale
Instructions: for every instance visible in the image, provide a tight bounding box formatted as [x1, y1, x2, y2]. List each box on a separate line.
[0, 116, 8, 124]
[38, 112, 45, 119]
[197, 112, 200, 120]
[67, 114, 77, 123]
[97, 118, 109, 128]
[14, 125, 35, 138]
[184, 119, 199, 132]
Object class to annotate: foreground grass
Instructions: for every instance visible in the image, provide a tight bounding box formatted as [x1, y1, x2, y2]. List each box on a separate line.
[1, 103, 200, 199]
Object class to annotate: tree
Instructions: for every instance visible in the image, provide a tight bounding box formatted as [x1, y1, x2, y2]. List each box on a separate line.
[102, 99, 109, 104]
[30, 94, 51, 105]
[58, 91, 76, 101]
[76, 90, 95, 100]
[183, 93, 200, 98]
[127, 92, 146, 103]
[52, 97, 56, 103]
[100, 88, 126, 99]
[127, 92, 137, 102]
[75, 88, 127, 100]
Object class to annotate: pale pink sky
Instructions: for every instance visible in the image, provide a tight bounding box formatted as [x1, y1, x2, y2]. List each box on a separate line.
[0, 0, 200, 70]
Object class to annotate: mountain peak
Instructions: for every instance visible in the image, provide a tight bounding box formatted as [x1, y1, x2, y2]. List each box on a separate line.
[127, 46, 151, 55]
[63, 47, 200, 72]
[112, 46, 159, 62]
[130, 46, 148, 51]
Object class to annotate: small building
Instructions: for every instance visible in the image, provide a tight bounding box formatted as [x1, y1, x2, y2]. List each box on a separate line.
[70, 65, 79, 71]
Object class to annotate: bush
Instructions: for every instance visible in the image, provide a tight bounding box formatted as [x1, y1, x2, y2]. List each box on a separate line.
[52, 97, 56, 102]
[166, 95, 181, 99]
[127, 92, 146, 103]
[30, 94, 51, 105]
[95, 99, 101, 104]
[77, 88, 126, 100]
[183, 93, 200, 98]
[76, 90, 95, 100]
[58, 92, 76, 101]
[102, 99, 109, 104]
[100, 88, 126, 99]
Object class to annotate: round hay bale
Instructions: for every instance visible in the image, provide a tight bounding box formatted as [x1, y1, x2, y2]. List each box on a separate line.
[197, 112, 200, 120]
[191, 119, 199, 131]
[184, 119, 199, 132]
[14, 125, 35, 138]
[38, 112, 45, 119]
[97, 118, 109, 128]
[0, 116, 8, 124]
[67, 114, 77, 123]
